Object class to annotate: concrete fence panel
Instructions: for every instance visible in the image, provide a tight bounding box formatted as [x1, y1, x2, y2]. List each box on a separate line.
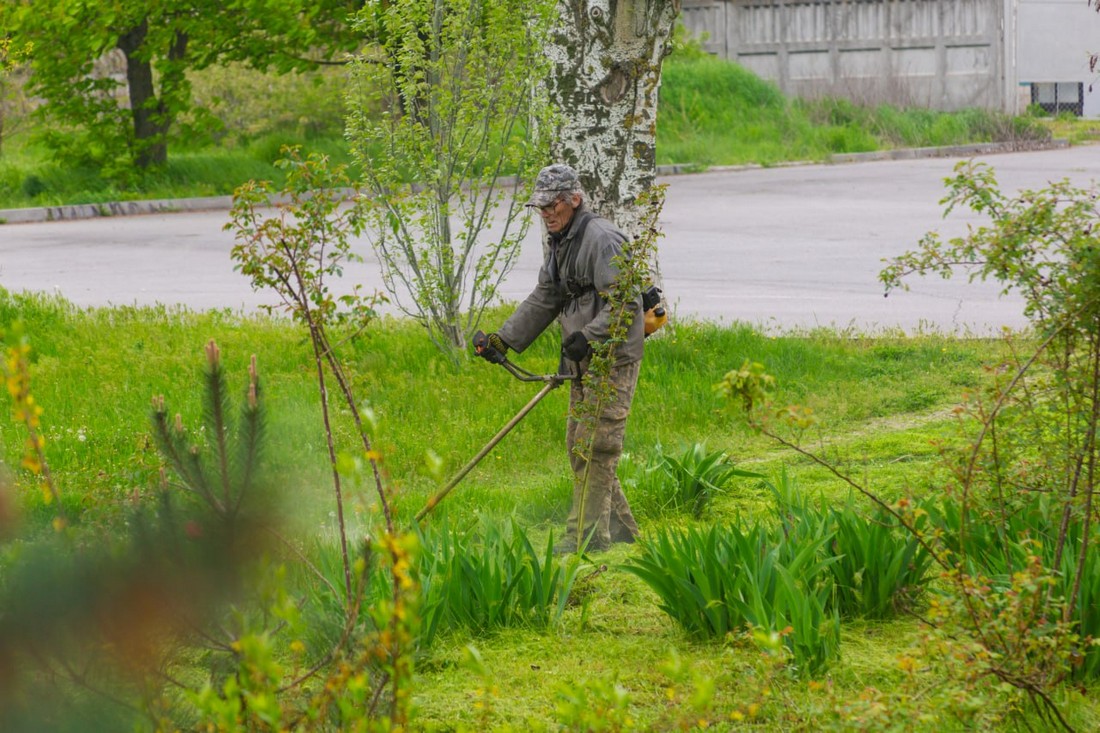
[681, 0, 1006, 112]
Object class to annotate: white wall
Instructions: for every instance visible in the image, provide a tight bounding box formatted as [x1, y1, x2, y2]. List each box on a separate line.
[680, 0, 1100, 116]
[680, 0, 1006, 112]
[1017, 0, 1100, 116]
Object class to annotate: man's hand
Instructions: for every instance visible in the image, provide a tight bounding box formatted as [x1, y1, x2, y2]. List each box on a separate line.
[562, 331, 590, 362]
[473, 330, 508, 364]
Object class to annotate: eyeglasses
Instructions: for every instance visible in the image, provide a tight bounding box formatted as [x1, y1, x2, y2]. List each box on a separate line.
[537, 198, 563, 215]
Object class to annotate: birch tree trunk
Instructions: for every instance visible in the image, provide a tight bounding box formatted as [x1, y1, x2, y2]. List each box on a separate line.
[547, 0, 681, 242]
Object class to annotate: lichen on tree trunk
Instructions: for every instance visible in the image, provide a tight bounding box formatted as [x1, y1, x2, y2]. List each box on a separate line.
[547, 0, 681, 242]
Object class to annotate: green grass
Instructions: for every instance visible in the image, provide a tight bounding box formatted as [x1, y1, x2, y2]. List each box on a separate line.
[655, 54, 1050, 167]
[0, 133, 355, 209]
[0, 46, 1091, 729]
[1, 293, 1003, 532]
[4, 290, 1099, 729]
[1040, 111, 1100, 144]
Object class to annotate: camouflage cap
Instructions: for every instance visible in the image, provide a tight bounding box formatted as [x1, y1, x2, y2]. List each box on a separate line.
[527, 163, 582, 207]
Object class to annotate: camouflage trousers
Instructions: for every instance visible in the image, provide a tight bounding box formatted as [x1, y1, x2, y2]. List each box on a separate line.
[563, 360, 641, 550]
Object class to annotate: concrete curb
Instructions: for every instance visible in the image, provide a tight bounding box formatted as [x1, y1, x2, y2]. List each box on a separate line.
[0, 139, 1073, 225]
[654, 138, 1071, 175]
[0, 194, 235, 225]
[827, 138, 1070, 164]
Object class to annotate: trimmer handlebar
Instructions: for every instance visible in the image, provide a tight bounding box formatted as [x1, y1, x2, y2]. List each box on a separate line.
[417, 331, 573, 523]
[473, 330, 574, 385]
[498, 356, 575, 385]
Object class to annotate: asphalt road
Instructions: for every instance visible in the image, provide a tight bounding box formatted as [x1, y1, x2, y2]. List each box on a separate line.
[4, 144, 1100, 334]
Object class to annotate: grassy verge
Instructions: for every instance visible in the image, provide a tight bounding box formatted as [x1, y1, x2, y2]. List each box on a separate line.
[1041, 112, 1100, 144]
[5, 291, 1098, 729]
[655, 54, 1050, 167]
[0, 54, 1053, 209]
[0, 132, 354, 210]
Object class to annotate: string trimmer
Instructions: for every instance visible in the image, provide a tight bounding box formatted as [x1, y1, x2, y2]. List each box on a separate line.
[414, 331, 575, 523]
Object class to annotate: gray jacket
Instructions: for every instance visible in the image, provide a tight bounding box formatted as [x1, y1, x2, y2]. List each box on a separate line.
[498, 205, 644, 368]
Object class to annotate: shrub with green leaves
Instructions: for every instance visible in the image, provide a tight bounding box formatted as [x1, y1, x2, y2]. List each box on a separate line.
[770, 473, 932, 620]
[347, 0, 555, 356]
[415, 516, 584, 644]
[623, 521, 841, 676]
[927, 495, 1100, 679]
[880, 163, 1100, 709]
[657, 442, 762, 518]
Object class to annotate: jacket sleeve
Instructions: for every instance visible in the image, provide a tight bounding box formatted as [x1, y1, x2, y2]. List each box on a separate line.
[496, 264, 561, 353]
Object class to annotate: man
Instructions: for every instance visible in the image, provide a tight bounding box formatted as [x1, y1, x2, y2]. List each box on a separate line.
[478, 163, 645, 553]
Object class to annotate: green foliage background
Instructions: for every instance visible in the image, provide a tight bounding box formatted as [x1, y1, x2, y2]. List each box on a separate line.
[0, 51, 1052, 209]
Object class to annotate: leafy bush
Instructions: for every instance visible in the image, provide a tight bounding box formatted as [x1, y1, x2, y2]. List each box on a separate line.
[623, 521, 841, 676]
[927, 496, 1100, 679]
[770, 472, 932, 619]
[710, 162, 1100, 725]
[658, 443, 762, 518]
[416, 516, 584, 644]
[881, 163, 1100, 702]
[184, 63, 348, 146]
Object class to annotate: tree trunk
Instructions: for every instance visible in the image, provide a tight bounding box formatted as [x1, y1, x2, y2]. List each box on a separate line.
[547, 0, 681, 241]
[117, 19, 170, 168]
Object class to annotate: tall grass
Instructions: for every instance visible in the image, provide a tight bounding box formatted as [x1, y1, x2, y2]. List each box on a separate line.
[293, 515, 585, 651]
[622, 474, 934, 675]
[801, 97, 1049, 149]
[416, 515, 584, 644]
[656, 54, 1048, 167]
[657, 54, 870, 166]
[770, 472, 933, 620]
